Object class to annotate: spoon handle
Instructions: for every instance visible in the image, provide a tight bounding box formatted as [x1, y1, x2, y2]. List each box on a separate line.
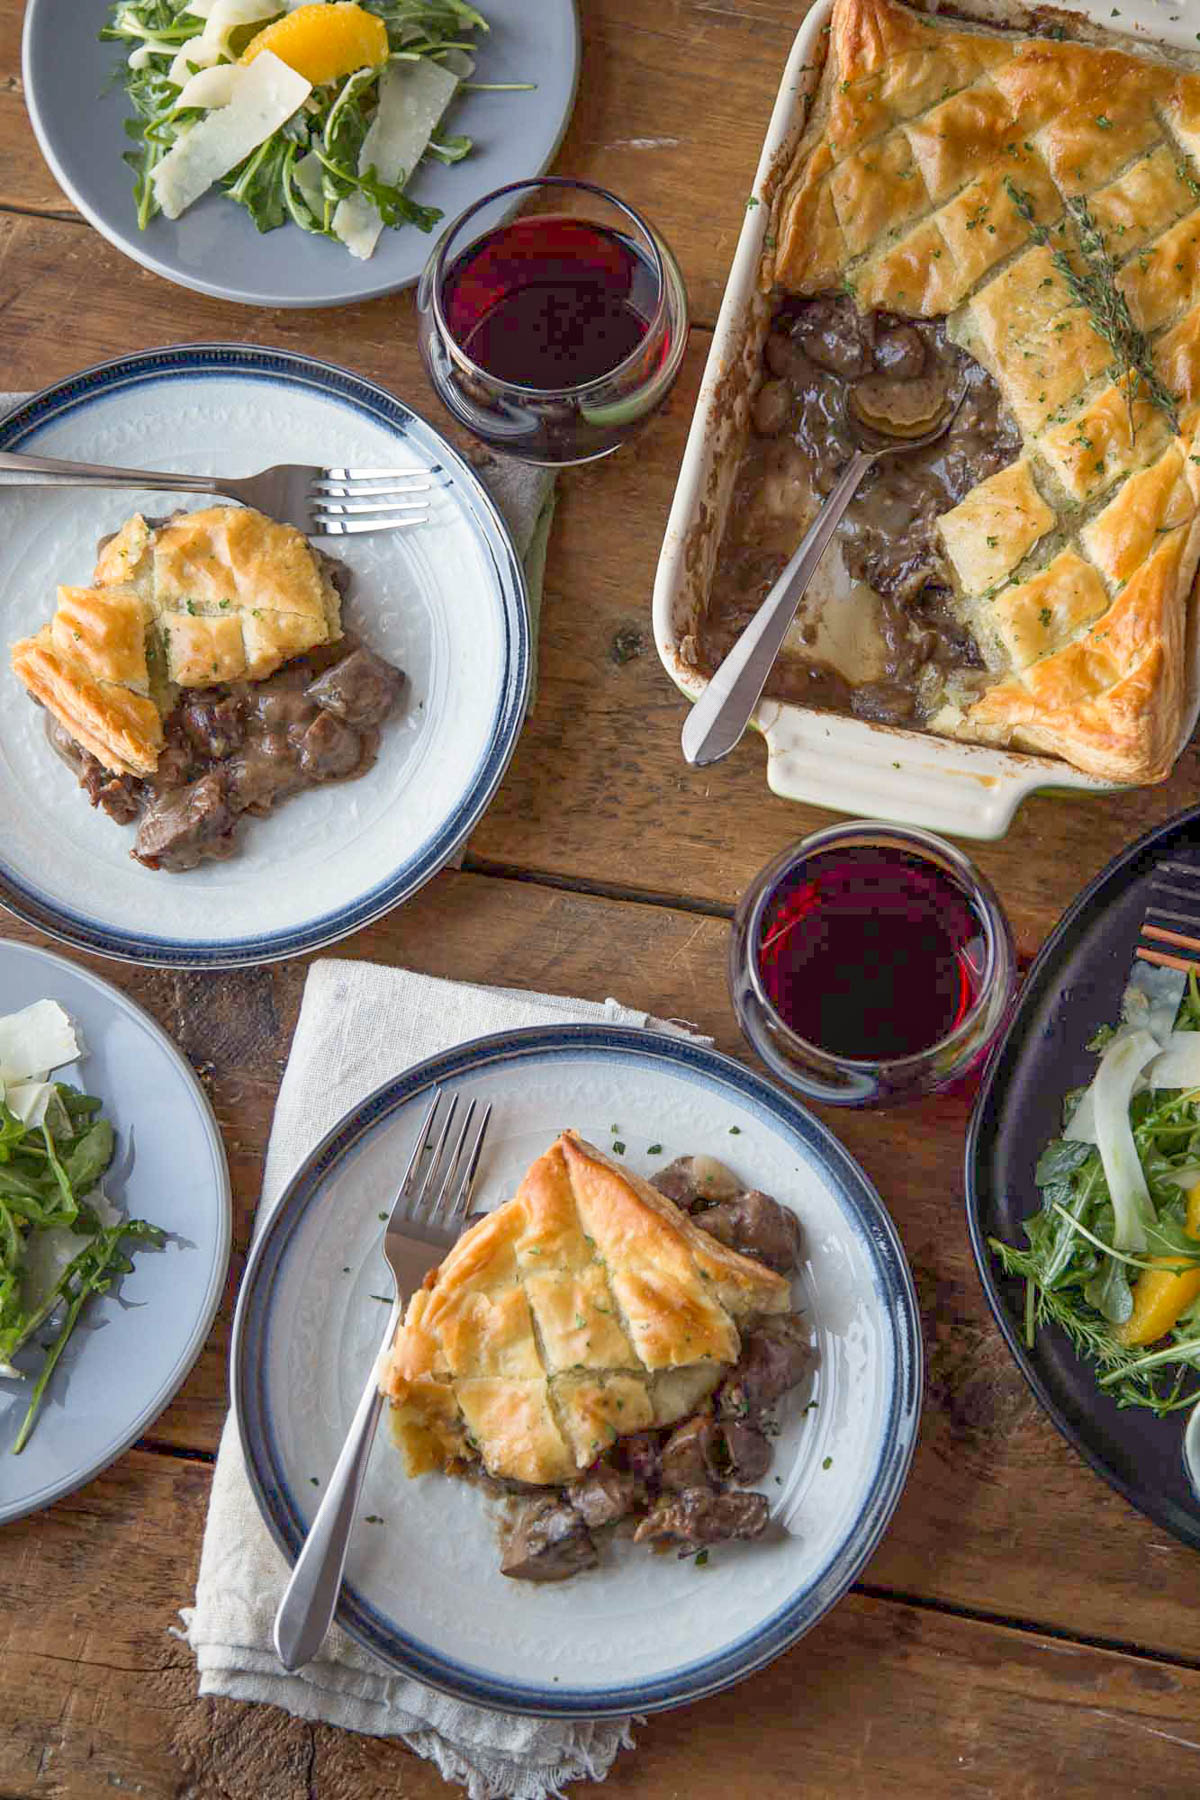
[680, 449, 875, 769]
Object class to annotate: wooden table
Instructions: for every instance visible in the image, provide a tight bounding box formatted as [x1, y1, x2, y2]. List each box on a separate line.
[3, 3, 1200, 1794]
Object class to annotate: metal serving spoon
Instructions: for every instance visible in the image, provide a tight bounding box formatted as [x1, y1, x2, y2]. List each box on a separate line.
[680, 379, 968, 769]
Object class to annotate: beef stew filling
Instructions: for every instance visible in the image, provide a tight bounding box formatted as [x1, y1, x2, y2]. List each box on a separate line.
[499, 1156, 812, 1580]
[696, 293, 1020, 727]
[47, 636, 404, 873]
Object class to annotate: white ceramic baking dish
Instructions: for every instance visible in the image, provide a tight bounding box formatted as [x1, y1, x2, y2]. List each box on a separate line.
[653, 0, 1200, 841]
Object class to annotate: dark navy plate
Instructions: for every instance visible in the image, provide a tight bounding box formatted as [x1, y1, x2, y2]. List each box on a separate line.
[967, 804, 1200, 1550]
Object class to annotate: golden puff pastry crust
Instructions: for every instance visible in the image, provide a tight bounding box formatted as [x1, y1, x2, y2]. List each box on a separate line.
[379, 1132, 792, 1488]
[10, 505, 342, 778]
[765, 0, 1200, 784]
[10, 585, 164, 778]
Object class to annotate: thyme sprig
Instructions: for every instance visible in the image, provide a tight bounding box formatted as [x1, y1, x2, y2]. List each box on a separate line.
[1004, 178, 1181, 438]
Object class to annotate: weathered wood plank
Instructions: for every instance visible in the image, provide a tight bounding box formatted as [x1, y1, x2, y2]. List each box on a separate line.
[2, 207, 1191, 959]
[2, 1447, 1200, 1800]
[5, 869, 1200, 1672]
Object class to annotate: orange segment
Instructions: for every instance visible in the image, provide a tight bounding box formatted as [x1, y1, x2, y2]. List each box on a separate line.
[241, 3, 388, 85]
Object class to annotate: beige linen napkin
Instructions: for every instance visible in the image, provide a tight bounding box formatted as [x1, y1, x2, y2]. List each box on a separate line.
[181, 960, 706, 1799]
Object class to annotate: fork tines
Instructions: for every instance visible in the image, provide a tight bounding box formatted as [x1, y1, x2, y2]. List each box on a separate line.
[311, 465, 441, 537]
[391, 1089, 492, 1231]
[1136, 859, 1200, 974]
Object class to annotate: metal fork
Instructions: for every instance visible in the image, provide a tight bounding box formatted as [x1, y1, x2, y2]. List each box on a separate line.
[0, 447, 437, 537]
[273, 1089, 491, 1673]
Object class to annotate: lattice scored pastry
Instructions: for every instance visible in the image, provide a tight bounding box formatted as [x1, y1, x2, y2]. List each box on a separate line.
[765, 0, 1200, 782]
[379, 1131, 794, 1487]
[10, 506, 342, 777]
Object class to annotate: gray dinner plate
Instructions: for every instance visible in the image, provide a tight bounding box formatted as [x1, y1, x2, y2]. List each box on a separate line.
[0, 939, 231, 1523]
[22, 0, 581, 308]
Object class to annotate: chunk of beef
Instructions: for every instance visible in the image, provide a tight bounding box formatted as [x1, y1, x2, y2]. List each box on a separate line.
[501, 1499, 598, 1582]
[181, 692, 244, 761]
[872, 323, 926, 379]
[650, 1155, 741, 1211]
[791, 295, 873, 379]
[568, 1465, 638, 1529]
[660, 1415, 722, 1492]
[298, 710, 364, 780]
[720, 1315, 814, 1418]
[133, 772, 235, 872]
[224, 733, 309, 814]
[633, 1488, 770, 1551]
[152, 733, 200, 791]
[751, 378, 792, 437]
[718, 1421, 772, 1485]
[693, 1189, 803, 1274]
[306, 646, 404, 728]
[614, 1431, 661, 1486]
[81, 753, 142, 825]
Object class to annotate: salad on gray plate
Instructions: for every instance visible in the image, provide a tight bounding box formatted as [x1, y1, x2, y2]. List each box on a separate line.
[102, 0, 517, 257]
[0, 1000, 162, 1453]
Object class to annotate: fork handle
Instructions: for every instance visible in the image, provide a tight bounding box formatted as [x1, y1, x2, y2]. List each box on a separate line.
[273, 1302, 400, 1673]
[0, 448, 223, 493]
[681, 449, 875, 768]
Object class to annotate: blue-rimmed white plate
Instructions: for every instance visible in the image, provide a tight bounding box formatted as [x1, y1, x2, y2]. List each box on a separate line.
[0, 938, 231, 1523]
[0, 344, 530, 968]
[23, 0, 580, 309]
[232, 1024, 921, 1716]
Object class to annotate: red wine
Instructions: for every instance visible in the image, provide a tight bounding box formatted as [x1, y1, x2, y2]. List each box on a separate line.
[756, 844, 987, 1061]
[441, 215, 661, 389]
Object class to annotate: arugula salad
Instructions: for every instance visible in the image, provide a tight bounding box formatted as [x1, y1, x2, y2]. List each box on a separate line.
[102, 0, 502, 259]
[993, 964, 1200, 1416]
[0, 1001, 162, 1454]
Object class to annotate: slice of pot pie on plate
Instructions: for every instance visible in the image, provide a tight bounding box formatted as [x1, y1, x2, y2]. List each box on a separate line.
[379, 1130, 815, 1581]
[9, 505, 405, 870]
[720, 0, 1200, 784]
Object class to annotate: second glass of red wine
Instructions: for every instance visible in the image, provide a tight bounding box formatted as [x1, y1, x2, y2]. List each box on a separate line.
[416, 177, 689, 465]
[729, 821, 1016, 1106]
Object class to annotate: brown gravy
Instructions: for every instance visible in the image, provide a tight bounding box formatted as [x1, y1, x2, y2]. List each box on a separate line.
[48, 634, 404, 873]
[698, 293, 1021, 727]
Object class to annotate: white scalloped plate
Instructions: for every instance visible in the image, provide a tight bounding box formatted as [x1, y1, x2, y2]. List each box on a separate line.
[232, 1026, 921, 1716]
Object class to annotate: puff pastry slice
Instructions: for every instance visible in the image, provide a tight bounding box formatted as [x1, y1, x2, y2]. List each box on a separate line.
[379, 1132, 791, 1487]
[10, 504, 343, 778]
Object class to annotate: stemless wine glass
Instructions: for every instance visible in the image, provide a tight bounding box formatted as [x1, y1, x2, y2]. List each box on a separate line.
[416, 176, 689, 466]
[729, 821, 1017, 1107]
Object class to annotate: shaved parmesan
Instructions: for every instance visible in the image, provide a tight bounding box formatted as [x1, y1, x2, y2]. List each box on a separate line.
[169, 0, 283, 85]
[184, 0, 282, 25]
[1094, 1028, 1161, 1253]
[3, 1081, 55, 1127]
[177, 62, 245, 110]
[1145, 1034, 1200, 1091]
[0, 1002, 79, 1086]
[292, 148, 326, 215]
[153, 50, 311, 220]
[168, 35, 223, 87]
[332, 58, 459, 260]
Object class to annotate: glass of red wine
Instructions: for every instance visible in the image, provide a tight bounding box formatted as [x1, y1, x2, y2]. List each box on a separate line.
[729, 821, 1016, 1106]
[415, 177, 689, 465]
